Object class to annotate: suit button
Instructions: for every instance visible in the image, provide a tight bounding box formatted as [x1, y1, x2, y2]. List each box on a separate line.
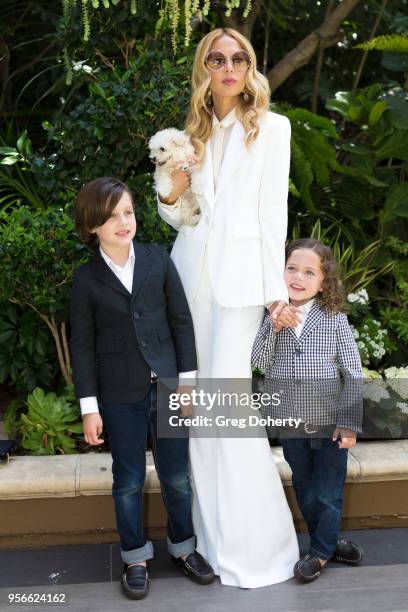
[295, 348, 302, 355]
[140, 340, 147, 348]
[133, 312, 140, 319]
[295, 380, 302, 386]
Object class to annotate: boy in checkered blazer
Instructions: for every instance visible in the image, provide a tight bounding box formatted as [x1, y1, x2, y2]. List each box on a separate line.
[251, 238, 364, 583]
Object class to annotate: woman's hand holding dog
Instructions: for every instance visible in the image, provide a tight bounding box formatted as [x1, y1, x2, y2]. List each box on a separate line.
[159, 168, 191, 205]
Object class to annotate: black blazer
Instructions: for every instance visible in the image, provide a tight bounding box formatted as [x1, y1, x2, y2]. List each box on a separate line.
[69, 241, 197, 404]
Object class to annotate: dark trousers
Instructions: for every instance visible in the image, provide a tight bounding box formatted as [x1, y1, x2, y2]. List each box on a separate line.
[281, 436, 348, 560]
[100, 383, 196, 564]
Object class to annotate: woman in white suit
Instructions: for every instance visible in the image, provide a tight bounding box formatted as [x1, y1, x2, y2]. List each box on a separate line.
[158, 28, 300, 588]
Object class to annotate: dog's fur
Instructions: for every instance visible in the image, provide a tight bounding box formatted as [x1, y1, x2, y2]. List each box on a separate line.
[148, 128, 202, 226]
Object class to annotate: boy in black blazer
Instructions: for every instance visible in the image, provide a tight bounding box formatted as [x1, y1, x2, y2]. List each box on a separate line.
[70, 177, 214, 600]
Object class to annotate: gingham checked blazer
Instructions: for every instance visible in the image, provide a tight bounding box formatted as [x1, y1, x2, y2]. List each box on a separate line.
[251, 300, 363, 430]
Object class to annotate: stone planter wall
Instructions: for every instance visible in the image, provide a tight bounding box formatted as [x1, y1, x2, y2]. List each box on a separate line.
[1, 441, 407, 548]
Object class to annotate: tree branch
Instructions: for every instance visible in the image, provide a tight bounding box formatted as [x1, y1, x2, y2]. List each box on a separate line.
[222, 0, 261, 39]
[311, 0, 335, 113]
[352, 0, 389, 93]
[267, 0, 361, 93]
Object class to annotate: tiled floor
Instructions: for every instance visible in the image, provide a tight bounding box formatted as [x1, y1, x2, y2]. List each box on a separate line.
[0, 529, 407, 589]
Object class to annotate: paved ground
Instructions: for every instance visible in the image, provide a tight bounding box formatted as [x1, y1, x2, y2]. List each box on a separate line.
[0, 529, 407, 612]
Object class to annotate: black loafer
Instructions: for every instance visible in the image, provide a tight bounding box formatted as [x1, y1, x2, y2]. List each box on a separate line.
[172, 551, 215, 585]
[121, 563, 149, 600]
[333, 539, 363, 565]
[294, 554, 323, 583]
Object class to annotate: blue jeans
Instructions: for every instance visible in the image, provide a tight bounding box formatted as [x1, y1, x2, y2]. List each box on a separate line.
[100, 383, 196, 564]
[281, 436, 348, 560]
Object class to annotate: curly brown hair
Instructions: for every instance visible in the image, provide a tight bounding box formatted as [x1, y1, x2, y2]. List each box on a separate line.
[285, 238, 345, 313]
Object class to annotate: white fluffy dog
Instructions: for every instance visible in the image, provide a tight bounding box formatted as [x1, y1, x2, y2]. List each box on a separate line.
[148, 128, 202, 226]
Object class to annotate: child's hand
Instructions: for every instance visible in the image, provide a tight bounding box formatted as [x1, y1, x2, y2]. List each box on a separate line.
[269, 302, 302, 331]
[332, 427, 357, 449]
[176, 386, 194, 418]
[83, 413, 104, 445]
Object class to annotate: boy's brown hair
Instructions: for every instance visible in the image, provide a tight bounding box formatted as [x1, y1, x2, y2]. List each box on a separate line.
[285, 238, 345, 313]
[75, 177, 134, 250]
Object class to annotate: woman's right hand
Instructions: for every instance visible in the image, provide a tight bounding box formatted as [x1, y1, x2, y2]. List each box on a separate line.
[159, 169, 191, 205]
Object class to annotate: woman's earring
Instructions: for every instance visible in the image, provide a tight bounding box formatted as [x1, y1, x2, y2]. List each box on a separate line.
[242, 90, 250, 102]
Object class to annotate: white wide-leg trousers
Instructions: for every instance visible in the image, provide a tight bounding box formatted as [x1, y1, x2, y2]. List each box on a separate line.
[188, 256, 299, 588]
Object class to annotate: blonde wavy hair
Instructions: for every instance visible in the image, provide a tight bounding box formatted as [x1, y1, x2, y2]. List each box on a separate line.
[186, 28, 270, 162]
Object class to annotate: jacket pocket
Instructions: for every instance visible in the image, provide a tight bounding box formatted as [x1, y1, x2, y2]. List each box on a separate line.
[234, 220, 261, 239]
[157, 323, 172, 341]
[96, 339, 124, 354]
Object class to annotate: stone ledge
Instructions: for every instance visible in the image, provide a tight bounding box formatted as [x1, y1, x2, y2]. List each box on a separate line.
[1, 441, 407, 501]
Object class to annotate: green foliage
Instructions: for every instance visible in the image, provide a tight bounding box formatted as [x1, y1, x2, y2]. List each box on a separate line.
[0, 131, 50, 212]
[284, 107, 341, 211]
[0, 206, 89, 318]
[355, 34, 408, 53]
[3, 397, 25, 439]
[333, 241, 394, 296]
[62, 0, 252, 56]
[33, 45, 193, 195]
[19, 387, 82, 455]
[378, 237, 408, 350]
[0, 303, 58, 393]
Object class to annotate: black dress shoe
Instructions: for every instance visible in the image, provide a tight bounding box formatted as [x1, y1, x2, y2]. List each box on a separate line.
[294, 554, 323, 583]
[333, 539, 363, 565]
[121, 563, 149, 600]
[172, 551, 215, 585]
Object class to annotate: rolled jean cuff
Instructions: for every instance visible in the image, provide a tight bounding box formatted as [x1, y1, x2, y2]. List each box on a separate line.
[121, 540, 154, 564]
[167, 535, 196, 558]
[309, 545, 333, 561]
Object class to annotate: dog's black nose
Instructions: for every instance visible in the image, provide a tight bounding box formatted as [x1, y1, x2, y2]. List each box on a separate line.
[151, 156, 156, 163]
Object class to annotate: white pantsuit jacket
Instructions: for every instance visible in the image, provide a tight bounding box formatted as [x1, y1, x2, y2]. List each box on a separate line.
[158, 111, 291, 307]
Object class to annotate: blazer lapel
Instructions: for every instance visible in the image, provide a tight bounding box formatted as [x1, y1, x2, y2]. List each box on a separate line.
[194, 138, 214, 211]
[131, 241, 153, 301]
[297, 301, 325, 344]
[215, 120, 248, 202]
[91, 250, 130, 299]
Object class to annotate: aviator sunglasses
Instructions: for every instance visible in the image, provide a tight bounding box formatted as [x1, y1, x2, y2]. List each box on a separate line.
[204, 50, 251, 72]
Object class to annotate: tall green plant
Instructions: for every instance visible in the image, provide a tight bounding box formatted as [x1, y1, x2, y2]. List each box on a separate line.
[0, 206, 90, 385]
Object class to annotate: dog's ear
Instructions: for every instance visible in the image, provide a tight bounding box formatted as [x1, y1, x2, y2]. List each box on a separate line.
[172, 135, 188, 147]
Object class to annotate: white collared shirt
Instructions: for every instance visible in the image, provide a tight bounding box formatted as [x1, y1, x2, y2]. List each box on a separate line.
[210, 106, 237, 190]
[80, 243, 196, 416]
[293, 298, 315, 338]
[99, 242, 135, 293]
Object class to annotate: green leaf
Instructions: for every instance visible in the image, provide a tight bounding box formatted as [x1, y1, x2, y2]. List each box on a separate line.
[340, 143, 372, 155]
[387, 94, 408, 130]
[348, 105, 362, 121]
[0, 147, 18, 156]
[1, 156, 19, 165]
[368, 100, 389, 126]
[376, 129, 408, 161]
[16, 130, 33, 156]
[89, 83, 107, 99]
[381, 182, 408, 224]
[67, 422, 83, 434]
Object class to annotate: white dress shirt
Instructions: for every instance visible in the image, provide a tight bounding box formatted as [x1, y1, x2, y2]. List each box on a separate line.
[293, 298, 315, 338]
[210, 106, 237, 189]
[80, 243, 196, 416]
